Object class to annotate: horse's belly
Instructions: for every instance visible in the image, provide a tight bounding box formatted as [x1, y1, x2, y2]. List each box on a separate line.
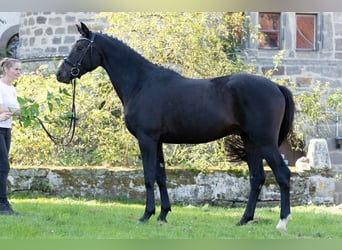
[160, 110, 235, 143]
[161, 136, 223, 144]
[160, 125, 230, 144]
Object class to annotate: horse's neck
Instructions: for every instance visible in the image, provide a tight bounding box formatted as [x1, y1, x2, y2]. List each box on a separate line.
[100, 40, 152, 105]
[103, 63, 133, 105]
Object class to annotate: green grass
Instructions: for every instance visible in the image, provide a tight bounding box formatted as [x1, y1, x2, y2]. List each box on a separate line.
[1, 194, 342, 239]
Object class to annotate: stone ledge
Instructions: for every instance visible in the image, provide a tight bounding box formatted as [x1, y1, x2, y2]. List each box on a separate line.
[8, 166, 336, 206]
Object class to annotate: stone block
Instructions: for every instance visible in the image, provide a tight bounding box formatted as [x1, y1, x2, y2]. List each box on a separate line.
[335, 38, 342, 50]
[335, 180, 342, 192]
[296, 77, 312, 87]
[36, 16, 47, 24]
[261, 66, 285, 75]
[286, 66, 302, 75]
[309, 175, 335, 204]
[335, 52, 342, 60]
[329, 151, 342, 165]
[334, 192, 342, 205]
[307, 139, 331, 169]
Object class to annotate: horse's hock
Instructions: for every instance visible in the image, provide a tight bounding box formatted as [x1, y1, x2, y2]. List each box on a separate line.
[8, 139, 337, 206]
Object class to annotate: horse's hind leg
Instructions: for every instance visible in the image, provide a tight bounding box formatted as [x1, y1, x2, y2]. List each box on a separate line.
[156, 142, 171, 222]
[237, 140, 265, 226]
[260, 145, 291, 231]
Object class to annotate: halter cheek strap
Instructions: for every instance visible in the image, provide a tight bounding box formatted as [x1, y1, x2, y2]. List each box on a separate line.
[63, 32, 96, 78]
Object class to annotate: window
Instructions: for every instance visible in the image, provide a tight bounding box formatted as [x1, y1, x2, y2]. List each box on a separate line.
[258, 12, 281, 49]
[296, 14, 317, 50]
[6, 34, 19, 58]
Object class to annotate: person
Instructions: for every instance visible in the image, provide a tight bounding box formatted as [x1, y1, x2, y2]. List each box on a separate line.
[0, 57, 21, 215]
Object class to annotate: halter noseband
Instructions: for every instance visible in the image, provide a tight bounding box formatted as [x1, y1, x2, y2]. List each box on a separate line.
[63, 32, 96, 78]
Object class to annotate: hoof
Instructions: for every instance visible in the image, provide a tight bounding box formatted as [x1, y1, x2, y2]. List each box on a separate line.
[137, 219, 145, 225]
[157, 208, 170, 222]
[157, 216, 167, 223]
[276, 214, 292, 232]
[137, 211, 154, 224]
[236, 216, 253, 226]
[157, 219, 167, 226]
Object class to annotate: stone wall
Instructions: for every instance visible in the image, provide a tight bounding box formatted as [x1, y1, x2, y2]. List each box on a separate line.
[8, 166, 335, 207]
[246, 12, 342, 91]
[17, 12, 108, 70]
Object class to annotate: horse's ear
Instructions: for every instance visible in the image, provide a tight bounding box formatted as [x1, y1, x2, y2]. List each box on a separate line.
[76, 22, 91, 38]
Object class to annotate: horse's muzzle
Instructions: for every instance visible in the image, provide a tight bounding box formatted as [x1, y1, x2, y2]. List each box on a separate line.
[56, 68, 72, 84]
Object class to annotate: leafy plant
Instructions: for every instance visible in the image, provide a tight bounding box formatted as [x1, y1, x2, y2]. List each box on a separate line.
[99, 12, 254, 78]
[295, 81, 342, 146]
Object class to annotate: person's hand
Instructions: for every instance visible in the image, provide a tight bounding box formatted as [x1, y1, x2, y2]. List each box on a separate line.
[8, 107, 20, 118]
[0, 111, 12, 121]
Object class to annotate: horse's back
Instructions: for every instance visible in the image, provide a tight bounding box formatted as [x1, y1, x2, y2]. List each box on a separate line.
[225, 73, 285, 108]
[226, 73, 282, 93]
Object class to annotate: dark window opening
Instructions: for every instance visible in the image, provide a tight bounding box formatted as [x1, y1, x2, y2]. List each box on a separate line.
[6, 34, 19, 58]
[258, 12, 281, 49]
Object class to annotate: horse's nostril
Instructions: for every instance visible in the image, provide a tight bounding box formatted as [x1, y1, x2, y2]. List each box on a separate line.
[56, 71, 65, 82]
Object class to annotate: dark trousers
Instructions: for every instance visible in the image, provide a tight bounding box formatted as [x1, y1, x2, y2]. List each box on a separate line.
[0, 128, 11, 200]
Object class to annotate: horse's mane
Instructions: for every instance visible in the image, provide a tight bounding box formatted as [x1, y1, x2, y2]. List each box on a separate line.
[97, 32, 181, 77]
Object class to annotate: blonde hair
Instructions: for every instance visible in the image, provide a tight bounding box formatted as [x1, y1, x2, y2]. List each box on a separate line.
[0, 57, 21, 74]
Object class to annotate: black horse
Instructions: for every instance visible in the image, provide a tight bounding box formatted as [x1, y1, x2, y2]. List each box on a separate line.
[56, 22, 295, 231]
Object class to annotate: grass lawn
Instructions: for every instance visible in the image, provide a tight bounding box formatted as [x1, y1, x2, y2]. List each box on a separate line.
[1, 194, 342, 239]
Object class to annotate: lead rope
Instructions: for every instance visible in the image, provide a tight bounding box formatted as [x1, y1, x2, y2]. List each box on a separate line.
[36, 78, 77, 145]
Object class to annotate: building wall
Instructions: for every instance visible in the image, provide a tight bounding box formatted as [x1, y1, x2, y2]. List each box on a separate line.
[17, 12, 108, 70]
[0, 12, 20, 57]
[246, 12, 342, 91]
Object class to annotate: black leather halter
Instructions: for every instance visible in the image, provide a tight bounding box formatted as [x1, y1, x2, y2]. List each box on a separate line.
[63, 32, 96, 78]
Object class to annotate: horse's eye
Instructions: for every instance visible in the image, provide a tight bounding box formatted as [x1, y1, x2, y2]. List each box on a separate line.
[76, 45, 83, 51]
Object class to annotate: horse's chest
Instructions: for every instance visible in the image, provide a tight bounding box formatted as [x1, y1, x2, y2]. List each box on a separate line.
[124, 105, 160, 137]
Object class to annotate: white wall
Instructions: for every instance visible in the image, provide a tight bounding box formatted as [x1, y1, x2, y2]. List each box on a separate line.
[0, 12, 20, 35]
[0, 12, 20, 57]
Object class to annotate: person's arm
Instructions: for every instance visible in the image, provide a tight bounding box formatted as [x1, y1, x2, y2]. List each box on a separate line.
[0, 111, 12, 121]
[0, 103, 19, 117]
[9, 107, 20, 118]
[0, 103, 7, 113]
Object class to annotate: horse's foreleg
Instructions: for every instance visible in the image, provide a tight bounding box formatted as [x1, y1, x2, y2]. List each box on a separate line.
[262, 146, 291, 231]
[137, 136, 158, 224]
[237, 144, 265, 226]
[156, 143, 171, 222]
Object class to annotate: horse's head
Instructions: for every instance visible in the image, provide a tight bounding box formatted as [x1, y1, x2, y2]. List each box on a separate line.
[56, 22, 100, 83]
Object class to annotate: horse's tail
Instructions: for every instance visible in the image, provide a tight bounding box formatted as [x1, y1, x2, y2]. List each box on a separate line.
[224, 135, 247, 162]
[277, 85, 295, 146]
[224, 85, 295, 163]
